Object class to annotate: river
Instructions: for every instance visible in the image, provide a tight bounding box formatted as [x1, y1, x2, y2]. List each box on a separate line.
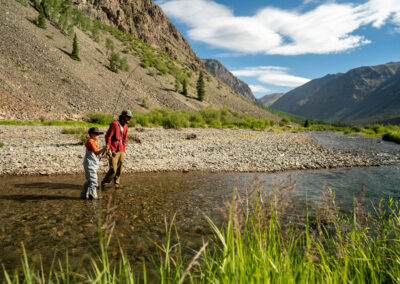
[0, 132, 399, 274]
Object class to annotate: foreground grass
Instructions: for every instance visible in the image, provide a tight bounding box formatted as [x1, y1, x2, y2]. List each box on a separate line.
[3, 186, 400, 283]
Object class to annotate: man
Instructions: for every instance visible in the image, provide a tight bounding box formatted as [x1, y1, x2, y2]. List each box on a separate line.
[101, 110, 132, 189]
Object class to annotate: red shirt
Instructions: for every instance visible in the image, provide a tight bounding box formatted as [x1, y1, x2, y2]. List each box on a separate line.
[105, 120, 128, 152]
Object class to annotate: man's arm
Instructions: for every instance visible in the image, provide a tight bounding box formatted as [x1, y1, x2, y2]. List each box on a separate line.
[122, 125, 128, 147]
[105, 122, 116, 150]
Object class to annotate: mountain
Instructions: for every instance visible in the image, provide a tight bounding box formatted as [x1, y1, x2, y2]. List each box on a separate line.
[270, 62, 400, 125]
[202, 59, 256, 102]
[0, 0, 277, 121]
[257, 93, 285, 107]
[74, 0, 202, 71]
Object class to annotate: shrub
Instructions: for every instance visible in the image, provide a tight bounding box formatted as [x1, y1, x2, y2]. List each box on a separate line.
[175, 77, 181, 93]
[382, 132, 400, 144]
[109, 52, 120, 73]
[304, 119, 310, 128]
[105, 38, 114, 55]
[36, 3, 47, 29]
[279, 117, 290, 127]
[87, 112, 115, 125]
[141, 98, 148, 108]
[162, 111, 190, 129]
[70, 33, 81, 61]
[0, 142, 4, 148]
[61, 127, 87, 135]
[351, 126, 362, 132]
[197, 72, 205, 101]
[182, 78, 188, 96]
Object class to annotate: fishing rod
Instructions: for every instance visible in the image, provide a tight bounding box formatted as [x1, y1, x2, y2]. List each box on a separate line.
[112, 62, 141, 116]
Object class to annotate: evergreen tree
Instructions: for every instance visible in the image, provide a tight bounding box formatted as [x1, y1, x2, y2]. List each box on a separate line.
[182, 78, 188, 97]
[197, 72, 205, 101]
[109, 52, 120, 73]
[70, 33, 81, 61]
[175, 77, 181, 92]
[36, 3, 47, 29]
[304, 119, 310, 128]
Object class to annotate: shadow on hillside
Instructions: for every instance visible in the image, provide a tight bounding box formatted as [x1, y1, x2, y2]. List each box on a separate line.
[58, 47, 71, 57]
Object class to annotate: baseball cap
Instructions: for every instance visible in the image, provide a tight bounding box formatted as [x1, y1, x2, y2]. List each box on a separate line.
[88, 127, 104, 135]
[121, 110, 133, 117]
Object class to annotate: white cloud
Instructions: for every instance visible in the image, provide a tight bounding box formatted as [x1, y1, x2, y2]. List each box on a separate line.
[249, 85, 271, 93]
[157, 0, 400, 55]
[232, 66, 310, 87]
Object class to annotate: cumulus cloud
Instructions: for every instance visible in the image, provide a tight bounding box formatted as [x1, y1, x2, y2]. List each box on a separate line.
[232, 66, 310, 87]
[157, 0, 400, 55]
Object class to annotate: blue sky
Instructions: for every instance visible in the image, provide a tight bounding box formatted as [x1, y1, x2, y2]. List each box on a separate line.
[156, 0, 400, 98]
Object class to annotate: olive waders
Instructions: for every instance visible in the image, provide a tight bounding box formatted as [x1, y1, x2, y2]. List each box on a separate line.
[102, 151, 125, 188]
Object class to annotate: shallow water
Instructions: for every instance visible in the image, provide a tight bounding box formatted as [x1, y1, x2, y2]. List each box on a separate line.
[1, 165, 400, 273]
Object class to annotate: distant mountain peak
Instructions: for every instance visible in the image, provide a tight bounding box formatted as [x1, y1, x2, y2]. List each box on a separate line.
[270, 62, 400, 125]
[202, 59, 256, 102]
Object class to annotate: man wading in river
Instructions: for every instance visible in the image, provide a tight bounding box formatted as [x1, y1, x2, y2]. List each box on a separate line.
[101, 110, 132, 189]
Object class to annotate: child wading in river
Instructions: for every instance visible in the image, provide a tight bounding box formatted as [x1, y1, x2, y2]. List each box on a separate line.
[81, 127, 107, 200]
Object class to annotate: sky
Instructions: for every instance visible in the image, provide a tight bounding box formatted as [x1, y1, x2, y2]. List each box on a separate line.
[156, 0, 400, 98]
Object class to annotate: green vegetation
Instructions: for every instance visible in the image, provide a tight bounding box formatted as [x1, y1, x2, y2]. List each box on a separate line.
[141, 98, 148, 109]
[108, 52, 129, 73]
[3, 188, 400, 283]
[87, 112, 115, 125]
[129, 107, 275, 129]
[382, 131, 400, 144]
[0, 142, 4, 148]
[182, 77, 188, 97]
[15, 0, 28, 7]
[60, 127, 87, 135]
[35, 2, 47, 29]
[70, 33, 81, 61]
[279, 117, 290, 126]
[197, 71, 205, 101]
[174, 77, 181, 93]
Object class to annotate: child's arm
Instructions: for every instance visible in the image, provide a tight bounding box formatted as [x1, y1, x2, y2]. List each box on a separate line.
[95, 145, 107, 156]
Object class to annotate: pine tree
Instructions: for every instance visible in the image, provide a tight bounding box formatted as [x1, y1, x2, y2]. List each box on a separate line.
[36, 3, 47, 29]
[182, 78, 188, 97]
[70, 33, 81, 61]
[197, 72, 205, 101]
[304, 119, 310, 128]
[175, 77, 181, 92]
[109, 52, 120, 73]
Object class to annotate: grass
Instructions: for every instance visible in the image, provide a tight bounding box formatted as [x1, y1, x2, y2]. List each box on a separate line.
[130, 107, 276, 129]
[2, 184, 400, 283]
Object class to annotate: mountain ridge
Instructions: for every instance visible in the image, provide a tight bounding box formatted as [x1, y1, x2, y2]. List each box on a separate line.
[270, 62, 400, 125]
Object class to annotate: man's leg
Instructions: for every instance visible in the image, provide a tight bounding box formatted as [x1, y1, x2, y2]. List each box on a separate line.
[114, 152, 125, 188]
[102, 154, 119, 187]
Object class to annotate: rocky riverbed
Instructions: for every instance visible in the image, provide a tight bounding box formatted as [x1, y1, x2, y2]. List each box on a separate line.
[0, 125, 399, 176]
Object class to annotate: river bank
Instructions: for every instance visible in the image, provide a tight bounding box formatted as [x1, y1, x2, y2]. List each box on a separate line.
[0, 125, 399, 176]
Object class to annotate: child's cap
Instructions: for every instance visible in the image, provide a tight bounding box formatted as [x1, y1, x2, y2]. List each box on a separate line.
[88, 127, 104, 135]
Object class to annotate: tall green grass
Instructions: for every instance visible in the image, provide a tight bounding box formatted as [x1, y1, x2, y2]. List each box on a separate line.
[3, 186, 400, 283]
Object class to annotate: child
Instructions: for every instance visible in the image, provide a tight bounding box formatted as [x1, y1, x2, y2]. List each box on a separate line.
[81, 127, 107, 200]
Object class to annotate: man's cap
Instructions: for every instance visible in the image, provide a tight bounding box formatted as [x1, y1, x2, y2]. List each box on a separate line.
[88, 127, 104, 135]
[121, 110, 133, 118]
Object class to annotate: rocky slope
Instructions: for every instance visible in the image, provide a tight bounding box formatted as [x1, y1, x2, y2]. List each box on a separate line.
[0, 0, 277, 121]
[270, 62, 400, 125]
[74, 0, 202, 71]
[203, 59, 256, 102]
[257, 93, 285, 107]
